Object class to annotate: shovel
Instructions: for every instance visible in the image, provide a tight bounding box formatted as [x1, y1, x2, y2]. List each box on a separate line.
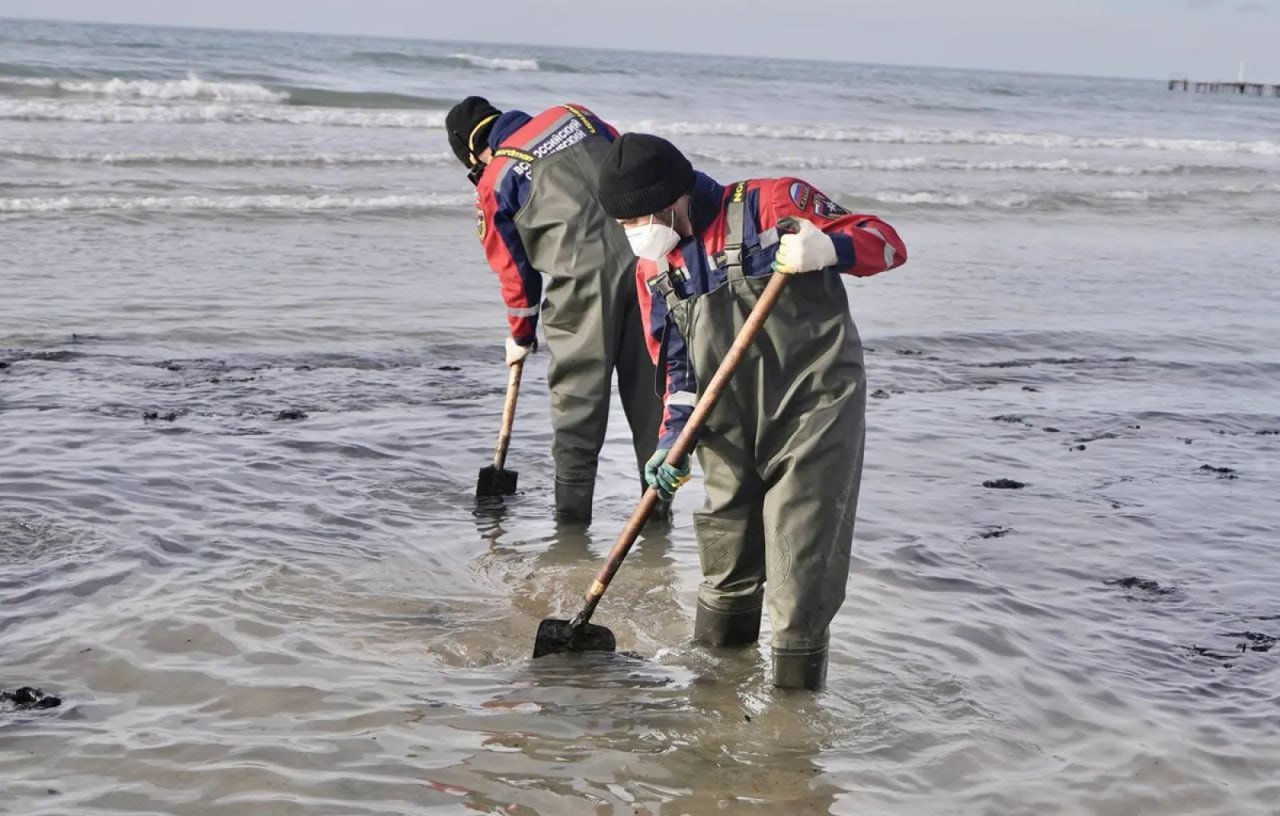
[476, 359, 524, 497]
[533, 271, 792, 658]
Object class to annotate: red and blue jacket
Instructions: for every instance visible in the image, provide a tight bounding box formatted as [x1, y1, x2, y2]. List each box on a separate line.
[636, 172, 909, 448]
[474, 103, 619, 345]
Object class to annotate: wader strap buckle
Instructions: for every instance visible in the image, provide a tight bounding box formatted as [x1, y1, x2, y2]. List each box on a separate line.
[647, 262, 687, 312]
[722, 183, 751, 283]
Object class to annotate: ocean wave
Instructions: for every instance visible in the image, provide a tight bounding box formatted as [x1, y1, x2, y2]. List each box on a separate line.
[349, 50, 552, 72]
[448, 52, 540, 71]
[946, 158, 1251, 176]
[688, 151, 931, 171]
[869, 191, 985, 207]
[629, 121, 1280, 156]
[0, 193, 472, 215]
[686, 151, 1259, 176]
[861, 184, 1280, 210]
[0, 74, 452, 110]
[0, 99, 446, 127]
[0, 75, 286, 103]
[7, 187, 1270, 218]
[0, 147, 455, 166]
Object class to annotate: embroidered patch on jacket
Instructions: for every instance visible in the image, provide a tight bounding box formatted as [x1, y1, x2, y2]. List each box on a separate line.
[788, 181, 812, 211]
[811, 191, 850, 219]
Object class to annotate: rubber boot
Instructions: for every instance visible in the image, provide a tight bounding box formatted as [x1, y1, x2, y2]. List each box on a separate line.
[693, 601, 762, 648]
[554, 479, 594, 523]
[772, 646, 829, 691]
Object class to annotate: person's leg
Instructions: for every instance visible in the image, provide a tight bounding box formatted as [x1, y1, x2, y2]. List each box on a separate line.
[761, 386, 866, 691]
[692, 432, 767, 648]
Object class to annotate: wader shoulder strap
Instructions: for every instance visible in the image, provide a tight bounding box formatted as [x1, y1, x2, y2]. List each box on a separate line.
[712, 181, 750, 281]
[646, 260, 686, 313]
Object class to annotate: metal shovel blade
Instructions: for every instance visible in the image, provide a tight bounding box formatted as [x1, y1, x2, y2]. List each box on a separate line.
[533, 618, 617, 659]
[475, 465, 518, 498]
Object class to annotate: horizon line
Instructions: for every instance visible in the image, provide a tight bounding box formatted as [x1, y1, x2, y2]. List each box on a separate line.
[0, 14, 1174, 84]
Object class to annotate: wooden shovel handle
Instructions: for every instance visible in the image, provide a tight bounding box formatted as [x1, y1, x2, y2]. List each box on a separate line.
[492, 359, 523, 470]
[570, 273, 791, 629]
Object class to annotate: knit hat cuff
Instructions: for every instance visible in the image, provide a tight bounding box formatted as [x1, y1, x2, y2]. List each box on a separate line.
[598, 170, 692, 219]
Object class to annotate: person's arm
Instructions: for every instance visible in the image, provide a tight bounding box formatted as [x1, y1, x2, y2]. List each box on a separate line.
[476, 179, 542, 345]
[764, 178, 907, 277]
[635, 261, 696, 448]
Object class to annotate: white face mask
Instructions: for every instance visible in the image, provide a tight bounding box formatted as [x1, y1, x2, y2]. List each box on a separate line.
[624, 210, 680, 261]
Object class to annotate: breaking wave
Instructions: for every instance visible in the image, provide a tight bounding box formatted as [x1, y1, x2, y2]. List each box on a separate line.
[447, 53, 540, 71]
[0, 74, 451, 110]
[686, 151, 1260, 176]
[0, 75, 286, 103]
[632, 121, 1280, 156]
[861, 184, 1280, 210]
[10, 187, 1268, 217]
[0, 99, 446, 127]
[0, 193, 472, 215]
[349, 50, 552, 72]
[9, 77, 1272, 160]
[0, 147, 456, 166]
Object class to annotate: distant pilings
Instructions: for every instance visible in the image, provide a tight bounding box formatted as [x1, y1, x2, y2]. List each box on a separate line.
[1168, 78, 1280, 97]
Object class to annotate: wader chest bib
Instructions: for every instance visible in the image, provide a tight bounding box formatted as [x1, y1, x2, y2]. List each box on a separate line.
[654, 190, 867, 682]
[507, 132, 662, 520]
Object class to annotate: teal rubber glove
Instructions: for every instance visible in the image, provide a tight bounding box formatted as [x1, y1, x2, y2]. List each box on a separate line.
[644, 447, 691, 500]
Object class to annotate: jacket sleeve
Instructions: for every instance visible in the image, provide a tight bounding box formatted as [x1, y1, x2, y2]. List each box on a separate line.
[762, 177, 907, 277]
[634, 260, 696, 449]
[476, 180, 542, 344]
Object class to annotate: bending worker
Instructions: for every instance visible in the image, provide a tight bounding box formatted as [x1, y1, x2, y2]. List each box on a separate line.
[595, 133, 909, 690]
[446, 97, 663, 522]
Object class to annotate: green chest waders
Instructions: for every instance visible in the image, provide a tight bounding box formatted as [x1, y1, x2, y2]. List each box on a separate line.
[658, 192, 867, 690]
[505, 135, 663, 522]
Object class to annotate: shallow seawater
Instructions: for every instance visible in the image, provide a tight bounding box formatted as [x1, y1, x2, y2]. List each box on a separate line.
[3, 18, 1279, 816]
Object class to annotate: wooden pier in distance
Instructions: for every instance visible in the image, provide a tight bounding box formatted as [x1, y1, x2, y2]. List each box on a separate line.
[1168, 78, 1280, 97]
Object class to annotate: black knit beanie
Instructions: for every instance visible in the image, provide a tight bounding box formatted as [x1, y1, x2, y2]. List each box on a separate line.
[597, 133, 695, 219]
[446, 96, 502, 167]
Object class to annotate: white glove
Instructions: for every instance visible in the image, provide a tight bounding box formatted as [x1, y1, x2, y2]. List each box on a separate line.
[505, 336, 534, 366]
[772, 218, 838, 275]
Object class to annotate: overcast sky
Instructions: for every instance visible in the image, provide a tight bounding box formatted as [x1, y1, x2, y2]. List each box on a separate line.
[3, 0, 1278, 80]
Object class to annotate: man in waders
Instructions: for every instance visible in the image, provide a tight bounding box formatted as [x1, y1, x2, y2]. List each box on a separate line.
[595, 133, 908, 690]
[446, 97, 663, 522]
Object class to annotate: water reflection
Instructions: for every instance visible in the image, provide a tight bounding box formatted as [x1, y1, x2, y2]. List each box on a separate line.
[470, 496, 687, 661]
[421, 649, 845, 815]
